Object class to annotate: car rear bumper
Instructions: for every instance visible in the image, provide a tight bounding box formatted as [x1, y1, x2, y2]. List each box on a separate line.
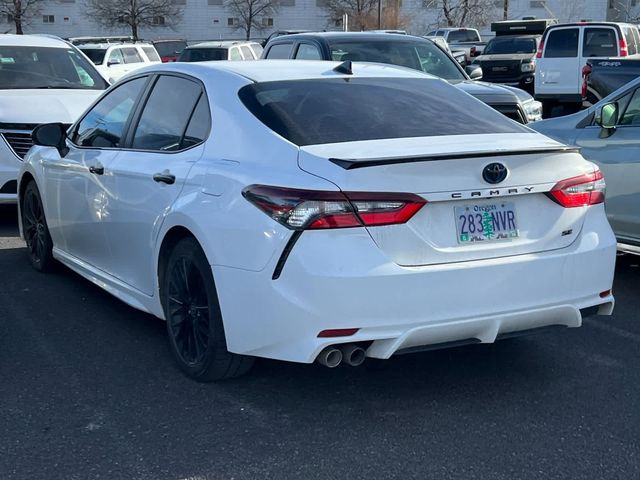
[534, 93, 583, 104]
[213, 206, 616, 363]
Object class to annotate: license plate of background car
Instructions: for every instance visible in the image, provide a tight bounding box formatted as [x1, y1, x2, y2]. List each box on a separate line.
[455, 202, 519, 244]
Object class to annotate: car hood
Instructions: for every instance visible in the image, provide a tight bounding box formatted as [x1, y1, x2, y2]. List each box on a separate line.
[452, 80, 532, 103]
[0, 90, 101, 124]
[475, 53, 535, 62]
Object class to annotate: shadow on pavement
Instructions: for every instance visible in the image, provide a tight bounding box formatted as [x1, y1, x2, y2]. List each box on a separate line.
[0, 205, 18, 238]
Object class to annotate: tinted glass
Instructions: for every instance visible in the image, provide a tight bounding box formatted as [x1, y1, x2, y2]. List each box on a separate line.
[544, 28, 579, 57]
[142, 46, 161, 62]
[240, 45, 255, 59]
[295, 43, 322, 59]
[0, 46, 107, 90]
[74, 77, 146, 147]
[183, 95, 211, 148]
[179, 48, 227, 62]
[620, 88, 640, 125]
[265, 43, 292, 59]
[122, 47, 143, 64]
[81, 48, 106, 65]
[329, 40, 465, 81]
[484, 37, 537, 54]
[447, 30, 479, 42]
[153, 41, 187, 57]
[239, 78, 528, 146]
[583, 28, 617, 57]
[132, 75, 202, 151]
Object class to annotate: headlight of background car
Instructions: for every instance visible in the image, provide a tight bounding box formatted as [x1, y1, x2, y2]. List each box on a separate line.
[521, 62, 536, 73]
[522, 99, 542, 122]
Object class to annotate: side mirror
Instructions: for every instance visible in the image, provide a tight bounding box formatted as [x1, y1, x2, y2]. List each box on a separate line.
[32, 123, 68, 157]
[466, 64, 483, 80]
[595, 102, 618, 137]
[107, 59, 122, 67]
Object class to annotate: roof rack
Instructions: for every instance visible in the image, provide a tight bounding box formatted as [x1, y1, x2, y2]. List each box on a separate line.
[67, 35, 139, 45]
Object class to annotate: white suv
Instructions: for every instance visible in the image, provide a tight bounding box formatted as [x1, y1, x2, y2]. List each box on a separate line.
[535, 22, 640, 116]
[0, 34, 107, 203]
[79, 43, 162, 83]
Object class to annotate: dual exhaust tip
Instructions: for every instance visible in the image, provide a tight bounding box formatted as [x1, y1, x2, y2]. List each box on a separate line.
[316, 344, 366, 368]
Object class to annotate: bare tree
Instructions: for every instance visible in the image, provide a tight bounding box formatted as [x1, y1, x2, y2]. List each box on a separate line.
[84, 0, 184, 42]
[0, 0, 41, 34]
[608, 0, 640, 23]
[322, 0, 380, 31]
[502, 0, 508, 20]
[225, 0, 278, 40]
[433, 0, 495, 27]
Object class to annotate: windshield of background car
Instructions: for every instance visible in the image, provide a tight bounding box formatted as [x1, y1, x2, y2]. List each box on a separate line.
[154, 41, 187, 57]
[329, 40, 465, 81]
[447, 30, 480, 42]
[179, 47, 227, 62]
[0, 46, 108, 90]
[80, 48, 106, 65]
[239, 77, 529, 146]
[484, 37, 537, 54]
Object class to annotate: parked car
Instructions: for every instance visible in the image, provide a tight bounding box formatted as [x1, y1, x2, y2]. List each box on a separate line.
[425, 27, 486, 61]
[152, 39, 188, 62]
[78, 43, 161, 83]
[0, 34, 107, 204]
[531, 76, 640, 254]
[581, 57, 640, 104]
[178, 41, 262, 62]
[19, 60, 615, 380]
[535, 22, 640, 117]
[425, 35, 467, 66]
[471, 19, 556, 93]
[261, 29, 313, 47]
[262, 32, 542, 123]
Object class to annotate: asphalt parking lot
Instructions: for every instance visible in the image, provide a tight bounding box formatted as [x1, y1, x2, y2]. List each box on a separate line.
[0, 204, 638, 480]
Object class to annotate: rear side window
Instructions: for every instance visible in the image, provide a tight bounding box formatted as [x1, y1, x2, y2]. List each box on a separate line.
[131, 75, 203, 151]
[229, 47, 242, 61]
[544, 28, 579, 58]
[142, 46, 161, 62]
[240, 45, 255, 59]
[623, 27, 638, 56]
[238, 78, 528, 146]
[583, 27, 617, 57]
[122, 47, 143, 64]
[295, 43, 322, 60]
[183, 95, 211, 148]
[265, 43, 292, 59]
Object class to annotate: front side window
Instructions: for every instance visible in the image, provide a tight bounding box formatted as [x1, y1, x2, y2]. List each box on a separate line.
[295, 43, 322, 60]
[229, 47, 242, 61]
[265, 43, 293, 59]
[239, 78, 528, 146]
[73, 77, 147, 148]
[108, 48, 125, 65]
[122, 47, 143, 64]
[131, 75, 204, 151]
[0, 46, 108, 90]
[583, 27, 617, 57]
[544, 28, 579, 58]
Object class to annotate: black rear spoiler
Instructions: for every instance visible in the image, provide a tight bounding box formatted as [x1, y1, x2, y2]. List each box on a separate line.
[329, 146, 579, 170]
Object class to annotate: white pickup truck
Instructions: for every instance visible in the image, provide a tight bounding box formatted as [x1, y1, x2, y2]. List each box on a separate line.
[425, 27, 486, 61]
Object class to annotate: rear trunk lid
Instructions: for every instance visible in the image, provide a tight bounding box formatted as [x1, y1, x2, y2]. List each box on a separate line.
[298, 132, 595, 266]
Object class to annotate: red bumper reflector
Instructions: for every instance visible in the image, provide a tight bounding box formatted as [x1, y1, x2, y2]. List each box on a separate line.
[318, 328, 359, 338]
[599, 289, 612, 298]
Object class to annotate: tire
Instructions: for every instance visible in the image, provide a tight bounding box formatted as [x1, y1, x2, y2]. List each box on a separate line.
[161, 237, 254, 381]
[21, 181, 54, 272]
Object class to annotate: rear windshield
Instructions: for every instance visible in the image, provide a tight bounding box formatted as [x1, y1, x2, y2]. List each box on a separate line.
[0, 46, 108, 90]
[329, 40, 465, 81]
[583, 28, 617, 57]
[81, 48, 106, 65]
[239, 78, 528, 146]
[154, 41, 187, 57]
[179, 48, 227, 62]
[484, 37, 537, 54]
[447, 30, 480, 42]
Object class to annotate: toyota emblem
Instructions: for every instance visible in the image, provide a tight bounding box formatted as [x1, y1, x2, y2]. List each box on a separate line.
[482, 163, 508, 184]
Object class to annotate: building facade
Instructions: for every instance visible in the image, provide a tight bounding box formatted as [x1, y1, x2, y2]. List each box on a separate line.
[1, 0, 634, 42]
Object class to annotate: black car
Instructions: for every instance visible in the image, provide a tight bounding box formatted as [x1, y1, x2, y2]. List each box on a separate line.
[471, 19, 556, 93]
[262, 32, 542, 124]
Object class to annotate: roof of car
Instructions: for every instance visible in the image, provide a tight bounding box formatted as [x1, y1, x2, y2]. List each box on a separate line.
[270, 32, 425, 43]
[77, 43, 148, 50]
[140, 59, 435, 83]
[0, 34, 72, 48]
[186, 41, 251, 49]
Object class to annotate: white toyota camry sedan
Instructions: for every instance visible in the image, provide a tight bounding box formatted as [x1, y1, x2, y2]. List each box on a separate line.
[18, 60, 616, 381]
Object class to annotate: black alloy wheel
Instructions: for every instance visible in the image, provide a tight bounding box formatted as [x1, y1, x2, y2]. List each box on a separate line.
[162, 237, 254, 381]
[21, 181, 54, 272]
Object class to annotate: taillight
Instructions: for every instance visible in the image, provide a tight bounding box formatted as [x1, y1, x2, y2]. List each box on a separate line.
[620, 37, 629, 57]
[581, 64, 591, 98]
[242, 185, 426, 230]
[470, 46, 477, 57]
[536, 39, 544, 59]
[547, 170, 605, 208]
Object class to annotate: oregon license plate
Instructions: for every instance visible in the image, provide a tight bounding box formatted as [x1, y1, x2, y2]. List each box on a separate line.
[455, 203, 519, 243]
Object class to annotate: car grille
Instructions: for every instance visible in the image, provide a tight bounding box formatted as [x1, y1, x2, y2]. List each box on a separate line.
[481, 61, 520, 82]
[490, 105, 526, 124]
[0, 123, 38, 160]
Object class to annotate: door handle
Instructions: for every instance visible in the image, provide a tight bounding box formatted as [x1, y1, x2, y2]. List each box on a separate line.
[153, 172, 176, 185]
[88, 164, 104, 175]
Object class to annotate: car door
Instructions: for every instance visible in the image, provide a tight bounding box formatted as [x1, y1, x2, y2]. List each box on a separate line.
[101, 74, 210, 295]
[573, 88, 640, 243]
[538, 26, 581, 96]
[105, 47, 127, 81]
[581, 26, 619, 66]
[42, 76, 149, 271]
